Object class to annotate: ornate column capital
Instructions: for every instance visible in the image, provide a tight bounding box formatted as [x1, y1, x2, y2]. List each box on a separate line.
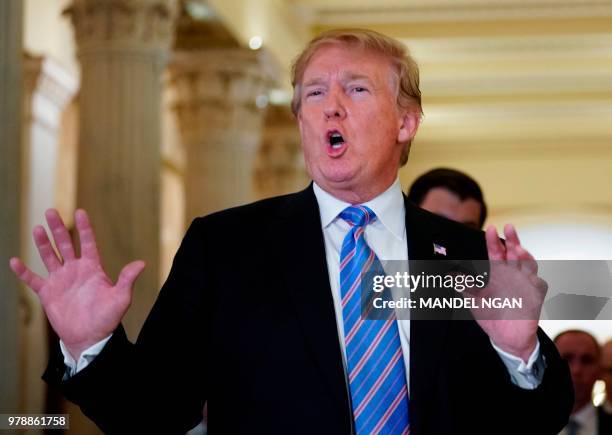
[168, 47, 273, 222]
[169, 48, 268, 109]
[168, 48, 270, 146]
[64, 0, 178, 56]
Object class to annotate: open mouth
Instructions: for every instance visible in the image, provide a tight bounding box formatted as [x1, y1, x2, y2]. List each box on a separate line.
[327, 130, 345, 149]
[325, 129, 348, 157]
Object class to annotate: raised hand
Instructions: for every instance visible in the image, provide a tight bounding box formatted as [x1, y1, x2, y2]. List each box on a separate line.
[468, 224, 548, 362]
[9, 209, 145, 361]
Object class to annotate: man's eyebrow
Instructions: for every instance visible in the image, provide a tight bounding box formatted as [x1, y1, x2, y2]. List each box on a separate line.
[302, 77, 327, 87]
[302, 73, 374, 88]
[341, 72, 373, 83]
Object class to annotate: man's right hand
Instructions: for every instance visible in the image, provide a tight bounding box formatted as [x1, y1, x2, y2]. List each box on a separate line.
[9, 209, 145, 361]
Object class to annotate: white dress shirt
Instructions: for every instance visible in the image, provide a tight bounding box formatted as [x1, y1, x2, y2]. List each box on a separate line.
[62, 178, 543, 389]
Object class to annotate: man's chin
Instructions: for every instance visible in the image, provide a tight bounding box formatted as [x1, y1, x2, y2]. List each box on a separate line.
[317, 170, 360, 190]
[311, 171, 375, 203]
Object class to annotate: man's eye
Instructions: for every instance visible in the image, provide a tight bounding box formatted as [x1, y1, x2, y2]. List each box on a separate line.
[353, 86, 367, 93]
[306, 90, 322, 97]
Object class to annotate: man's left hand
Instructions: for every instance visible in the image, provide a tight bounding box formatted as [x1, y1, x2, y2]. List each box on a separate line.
[469, 224, 548, 363]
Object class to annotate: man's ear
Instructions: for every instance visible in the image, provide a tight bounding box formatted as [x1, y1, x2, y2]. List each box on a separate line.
[397, 110, 420, 144]
[297, 109, 303, 129]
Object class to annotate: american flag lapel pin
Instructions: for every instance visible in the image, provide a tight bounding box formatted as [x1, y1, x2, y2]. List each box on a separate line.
[433, 243, 447, 256]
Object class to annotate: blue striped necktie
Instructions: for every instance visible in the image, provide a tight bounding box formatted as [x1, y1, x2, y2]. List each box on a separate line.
[339, 205, 410, 435]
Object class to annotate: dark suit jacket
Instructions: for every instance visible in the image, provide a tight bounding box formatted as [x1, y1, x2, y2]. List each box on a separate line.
[598, 406, 612, 434]
[43, 185, 573, 434]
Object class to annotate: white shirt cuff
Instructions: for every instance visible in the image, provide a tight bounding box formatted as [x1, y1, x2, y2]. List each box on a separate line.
[490, 339, 546, 390]
[60, 334, 113, 379]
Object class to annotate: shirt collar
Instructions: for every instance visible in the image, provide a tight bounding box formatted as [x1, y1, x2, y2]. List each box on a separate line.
[313, 178, 405, 241]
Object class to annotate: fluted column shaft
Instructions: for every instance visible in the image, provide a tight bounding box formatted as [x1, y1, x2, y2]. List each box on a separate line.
[169, 49, 267, 225]
[0, 0, 23, 413]
[65, 0, 176, 338]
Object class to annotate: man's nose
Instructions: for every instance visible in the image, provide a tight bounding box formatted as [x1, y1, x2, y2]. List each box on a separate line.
[569, 361, 584, 377]
[323, 89, 346, 120]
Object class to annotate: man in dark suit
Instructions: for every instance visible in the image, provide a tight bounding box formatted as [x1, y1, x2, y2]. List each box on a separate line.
[556, 331, 611, 435]
[407, 167, 487, 229]
[10, 29, 572, 434]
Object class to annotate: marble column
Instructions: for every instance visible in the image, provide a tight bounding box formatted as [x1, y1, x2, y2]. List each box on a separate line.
[64, 0, 177, 338]
[0, 0, 23, 413]
[254, 104, 308, 199]
[169, 48, 268, 225]
[20, 53, 78, 415]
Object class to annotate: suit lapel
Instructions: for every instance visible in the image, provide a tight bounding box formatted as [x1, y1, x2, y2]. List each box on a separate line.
[405, 198, 451, 430]
[276, 185, 351, 417]
[405, 199, 437, 263]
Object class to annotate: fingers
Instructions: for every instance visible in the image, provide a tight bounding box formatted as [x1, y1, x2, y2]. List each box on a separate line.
[9, 257, 45, 293]
[75, 209, 101, 262]
[485, 226, 505, 261]
[45, 209, 76, 262]
[504, 224, 521, 261]
[115, 260, 146, 294]
[519, 248, 538, 275]
[33, 225, 62, 272]
[503, 224, 540, 275]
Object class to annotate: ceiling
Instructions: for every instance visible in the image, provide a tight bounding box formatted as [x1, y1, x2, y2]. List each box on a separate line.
[195, 0, 612, 125]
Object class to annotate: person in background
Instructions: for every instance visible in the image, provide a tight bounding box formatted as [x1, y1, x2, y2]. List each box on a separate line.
[555, 330, 611, 434]
[407, 167, 486, 229]
[600, 340, 612, 423]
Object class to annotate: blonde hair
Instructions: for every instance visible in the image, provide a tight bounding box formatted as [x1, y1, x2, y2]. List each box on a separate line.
[290, 29, 422, 165]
